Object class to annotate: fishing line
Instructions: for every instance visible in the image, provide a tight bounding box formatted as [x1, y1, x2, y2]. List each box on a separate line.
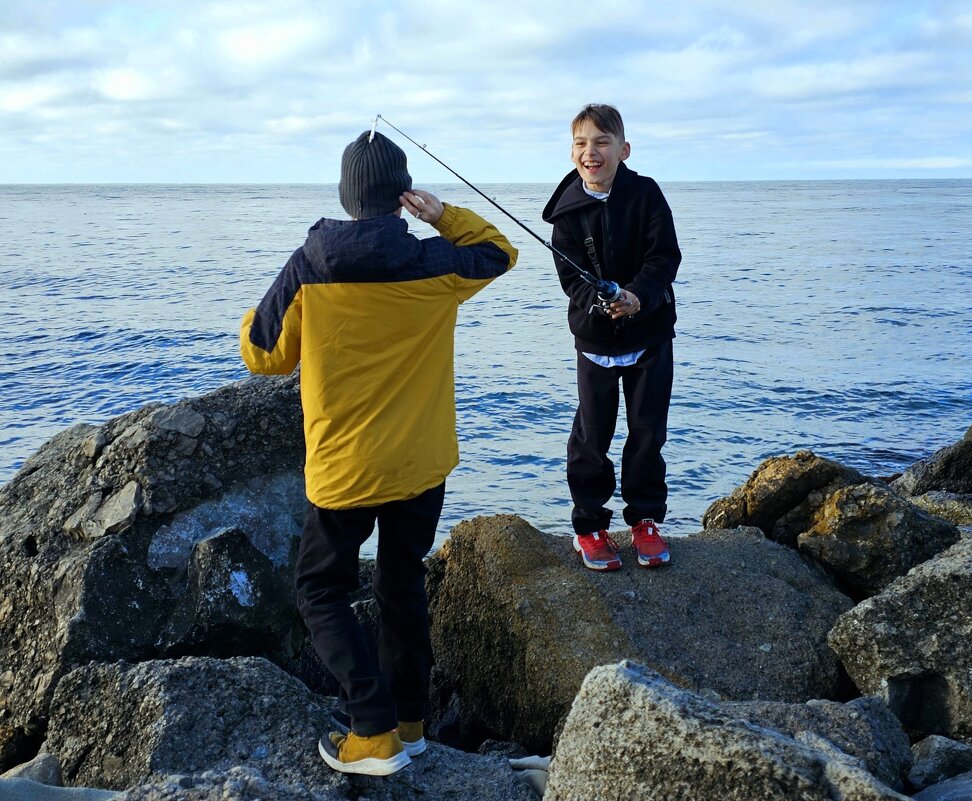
[371, 114, 622, 310]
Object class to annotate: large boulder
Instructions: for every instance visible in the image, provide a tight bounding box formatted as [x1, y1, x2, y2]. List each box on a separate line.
[909, 736, 972, 791]
[117, 766, 337, 800]
[703, 450, 959, 599]
[912, 771, 972, 801]
[701, 450, 870, 545]
[42, 656, 534, 801]
[724, 696, 912, 791]
[0, 375, 306, 771]
[544, 661, 907, 801]
[429, 515, 854, 753]
[828, 536, 972, 742]
[798, 482, 959, 598]
[892, 426, 972, 497]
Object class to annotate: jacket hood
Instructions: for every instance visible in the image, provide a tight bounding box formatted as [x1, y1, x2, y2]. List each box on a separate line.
[302, 215, 421, 279]
[542, 162, 636, 223]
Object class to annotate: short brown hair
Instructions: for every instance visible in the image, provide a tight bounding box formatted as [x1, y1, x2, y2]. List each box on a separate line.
[571, 104, 625, 141]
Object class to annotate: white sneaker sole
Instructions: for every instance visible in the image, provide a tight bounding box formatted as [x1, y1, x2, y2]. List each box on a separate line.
[403, 737, 426, 756]
[318, 738, 411, 776]
[572, 534, 621, 571]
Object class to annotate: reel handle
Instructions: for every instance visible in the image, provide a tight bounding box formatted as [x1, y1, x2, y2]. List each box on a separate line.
[591, 280, 622, 316]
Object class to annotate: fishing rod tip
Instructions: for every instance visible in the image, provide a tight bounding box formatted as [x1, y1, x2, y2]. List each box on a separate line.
[368, 115, 380, 142]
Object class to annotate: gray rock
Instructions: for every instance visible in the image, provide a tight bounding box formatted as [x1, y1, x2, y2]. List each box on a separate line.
[1, 751, 63, 785]
[146, 471, 304, 571]
[147, 407, 206, 438]
[910, 492, 972, 528]
[828, 536, 972, 742]
[702, 450, 959, 599]
[62, 493, 103, 536]
[893, 428, 972, 497]
[478, 740, 530, 759]
[0, 375, 305, 772]
[0, 777, 117, 800]
[158, 527, 300, 659]
[429, 515, 854, 754]
[909, 736, 972, 791]
[797, 482, 959, 598]
[724, 696, 912, 790]
[701, 450, 870, 545]
[913, 770, 972, 801]
[84, 480, 143, 538]
[545, 661, 907, 801]
[82, 431, 107, 460]
[116, 766, 339, 800]
[42, 656, 534, 801]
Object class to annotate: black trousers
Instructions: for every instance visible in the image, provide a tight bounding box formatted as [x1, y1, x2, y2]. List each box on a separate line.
[294, 482, 445, 736]
[568, 340, 673, 534]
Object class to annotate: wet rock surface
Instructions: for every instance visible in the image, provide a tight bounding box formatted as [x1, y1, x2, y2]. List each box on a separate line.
[828, 536, 972, 743]
[545, 660, 907, 801]
[429, 515, 854, 753]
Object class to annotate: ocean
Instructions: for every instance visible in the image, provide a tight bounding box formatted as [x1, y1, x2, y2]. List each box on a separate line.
[1, 180, 969, 543]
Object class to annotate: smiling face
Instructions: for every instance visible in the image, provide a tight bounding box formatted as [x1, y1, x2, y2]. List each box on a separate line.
[571, 119, 630, 193]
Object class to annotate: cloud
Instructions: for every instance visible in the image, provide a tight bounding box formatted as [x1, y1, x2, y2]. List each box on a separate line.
[0, 0, 969, 181]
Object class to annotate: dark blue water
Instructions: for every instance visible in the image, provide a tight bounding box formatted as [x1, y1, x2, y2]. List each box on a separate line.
[1, 181, 969, 541]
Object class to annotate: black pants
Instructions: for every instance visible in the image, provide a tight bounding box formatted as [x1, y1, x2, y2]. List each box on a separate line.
[568, 340, 673, 534]
[294, 482, 445, 736]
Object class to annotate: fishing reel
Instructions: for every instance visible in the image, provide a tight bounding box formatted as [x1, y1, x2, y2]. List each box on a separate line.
[590, 280, 622, 316]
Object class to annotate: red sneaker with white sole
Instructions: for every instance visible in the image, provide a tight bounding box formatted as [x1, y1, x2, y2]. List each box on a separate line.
[632, 519, 670, 567]
[573, 531, 622, 571]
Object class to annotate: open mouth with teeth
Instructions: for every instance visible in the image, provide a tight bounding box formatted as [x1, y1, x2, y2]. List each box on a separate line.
[583, 161, 602, 172]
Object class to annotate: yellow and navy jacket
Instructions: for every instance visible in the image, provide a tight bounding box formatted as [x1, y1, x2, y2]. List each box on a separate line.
[240, 204, 517, 510]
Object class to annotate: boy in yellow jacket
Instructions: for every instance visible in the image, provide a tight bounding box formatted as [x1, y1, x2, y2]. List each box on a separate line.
[240, 131, 517, 775]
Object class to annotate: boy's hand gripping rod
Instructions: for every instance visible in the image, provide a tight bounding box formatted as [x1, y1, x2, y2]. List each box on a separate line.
[371, 115, 622, 311]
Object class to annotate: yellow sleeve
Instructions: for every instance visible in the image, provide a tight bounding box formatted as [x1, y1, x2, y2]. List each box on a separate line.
[239, 284, 303, 375]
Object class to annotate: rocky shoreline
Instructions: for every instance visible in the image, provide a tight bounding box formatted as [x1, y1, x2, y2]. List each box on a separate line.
[1, 375, 970, 800]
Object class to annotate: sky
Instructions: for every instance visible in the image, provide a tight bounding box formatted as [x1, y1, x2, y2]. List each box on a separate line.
[1, 1, 971, 183]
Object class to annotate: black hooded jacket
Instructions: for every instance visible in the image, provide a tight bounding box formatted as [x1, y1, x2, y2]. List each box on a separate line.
[541, 162, 681, 355]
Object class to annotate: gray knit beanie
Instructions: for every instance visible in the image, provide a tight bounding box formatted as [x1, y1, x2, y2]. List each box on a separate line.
[339, 131, 412, 219]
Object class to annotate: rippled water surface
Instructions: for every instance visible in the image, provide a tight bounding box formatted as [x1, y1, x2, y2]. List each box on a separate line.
[1, 181, 969, 544]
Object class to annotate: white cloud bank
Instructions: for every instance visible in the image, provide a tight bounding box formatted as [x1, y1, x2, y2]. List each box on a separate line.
[0, 0, 969, 181]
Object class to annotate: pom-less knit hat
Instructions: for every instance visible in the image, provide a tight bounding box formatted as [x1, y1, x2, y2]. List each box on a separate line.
[339, 131, 412, 219]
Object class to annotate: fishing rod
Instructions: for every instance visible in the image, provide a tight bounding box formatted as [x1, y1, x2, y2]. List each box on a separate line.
[370, 114, 622, 313]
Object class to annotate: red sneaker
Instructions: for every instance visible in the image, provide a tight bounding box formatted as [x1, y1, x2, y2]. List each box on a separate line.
[573, 531, 622, 571]
[632, 519, 670, 567]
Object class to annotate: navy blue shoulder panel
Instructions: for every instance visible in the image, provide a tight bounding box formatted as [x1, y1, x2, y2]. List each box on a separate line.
[248, 247, 305, 353]
[418, 236, 511, 281]
[248, 222, 511, 354]
[300, 217, 510, 285]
